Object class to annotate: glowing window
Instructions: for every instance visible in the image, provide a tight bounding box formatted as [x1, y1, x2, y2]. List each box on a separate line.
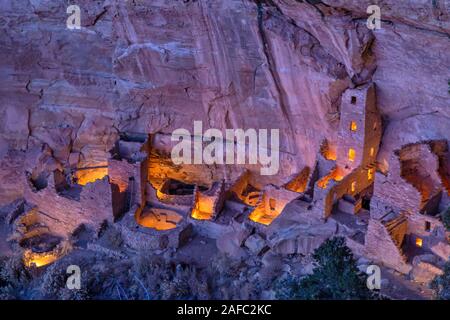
[368, 168, 374, 181]
[350, 121, 357, 131]
[348, 148, 356, 162]
[370, 147, 375, 157]
[351, 181, 356, 192]
[415, 238, 423, 247]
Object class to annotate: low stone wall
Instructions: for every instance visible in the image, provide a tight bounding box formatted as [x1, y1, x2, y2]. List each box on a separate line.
[118, 215, 193, 251]
[24, 173, 113, 239]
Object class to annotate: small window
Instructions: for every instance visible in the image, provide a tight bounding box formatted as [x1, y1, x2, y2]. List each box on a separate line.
[425, 221, 431, 232]
[351, 96, 357, 104]
[415, 238, 423, 247]
[351, 181, 356, 192]
[368, 168, 374, 181]
[373, 122, 377, 131]
[269, 198, 276, 211]
[370, 147, 375, 157]
[348, 148, 356, 162]
[350, 121, 357, 131]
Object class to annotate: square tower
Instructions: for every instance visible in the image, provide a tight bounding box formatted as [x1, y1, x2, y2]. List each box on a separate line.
[336, 84, 381, 171]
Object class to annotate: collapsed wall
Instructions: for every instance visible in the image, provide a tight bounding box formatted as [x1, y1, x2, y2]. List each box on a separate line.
[371, 141, 446, 218]
[23, 172, 114, 239]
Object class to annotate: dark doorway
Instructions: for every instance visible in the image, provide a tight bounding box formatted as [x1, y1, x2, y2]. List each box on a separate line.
[362, 197, 371, 210]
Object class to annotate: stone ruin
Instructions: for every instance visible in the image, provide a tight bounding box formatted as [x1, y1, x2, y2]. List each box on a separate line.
[1, 83, 448, 287]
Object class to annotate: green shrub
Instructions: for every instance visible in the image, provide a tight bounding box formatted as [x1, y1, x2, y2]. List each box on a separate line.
[274, 237, 374, 300]
[431, 261, 450, 300]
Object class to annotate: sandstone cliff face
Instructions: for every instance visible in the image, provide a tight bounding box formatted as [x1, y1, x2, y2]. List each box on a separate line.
[0, 0, 449, 205]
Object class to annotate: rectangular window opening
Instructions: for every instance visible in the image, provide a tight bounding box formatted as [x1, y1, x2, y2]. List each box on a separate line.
[416, 237, 423, 247]
[348, 148, 356, 162]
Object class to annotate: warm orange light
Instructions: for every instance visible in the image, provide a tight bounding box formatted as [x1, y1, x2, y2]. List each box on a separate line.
[23, 250, 59, 268]
[323, 148, 337, 161]
[249, 209, 271, 226]
[368, 168, 374, 181]
[191, 197, 215, 220]
[137, 209, 182, 231]
[248, 195, 289, 226]
[191, 208, 211, 220]
[350, 121, 357, 131]
[318, 168, 345, 189]
[348, 148, 356, 162]
[76, 168, 108, 186]
[415, 238, 423, 247]
[285, 167, 310, 193]
[320, 141, 337, 161]
[370, 147, 375, 157]
[351, 181, 356, 193]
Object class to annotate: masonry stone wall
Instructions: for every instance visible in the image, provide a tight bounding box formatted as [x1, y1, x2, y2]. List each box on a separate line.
[365, 218, 411, 274]
[399, 143, 442, 210]
[24, 173, 113, 239]
[192, 181, 226, 220]
[108, 158, 147, 210]
[315, 166, 374, 218]
[285, 166, 311, 193]
[371, 141, 446, 219]
[156, 179, 195, 206]
[407, 213, 445, 248]
[336, 84, 380, 171]
[370, 172, 422, 220]
[249, 185, 299, 225]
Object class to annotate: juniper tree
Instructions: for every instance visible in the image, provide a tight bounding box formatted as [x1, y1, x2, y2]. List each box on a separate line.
[275, 237, 374, 300]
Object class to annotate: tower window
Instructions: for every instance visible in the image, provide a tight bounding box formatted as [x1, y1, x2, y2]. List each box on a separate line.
[415, 237, 423, 247]
[348, 148, 356, 162]
[425, 221, 431, 232]
[351, 181, 356, 192]
[370, 147, 375, 157]
[350, 121, 357, 131]
[368, 168, 374, 181]
[351, 96, 357, 104]
[373, 122, 377, 131]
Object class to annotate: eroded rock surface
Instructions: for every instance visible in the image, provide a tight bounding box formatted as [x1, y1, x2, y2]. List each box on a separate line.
[1, 0, 448, 202]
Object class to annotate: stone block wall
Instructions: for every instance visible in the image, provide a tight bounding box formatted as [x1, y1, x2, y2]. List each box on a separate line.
[370, 172, 422, 220]
[156, 179, 195, 206]
[371, 141, 446, 219]
[337, 88, 367, 170]
[248, 185, 299, 225]
[192, 180, 226, 220]
[336, 84, 380, 171]
[108, 158, 147, 210]
[365, 218, 411, 274]
[24, 173, 113, 239]
[285, 166, 311, 193]
[407, 212, 445, 248]
[315, 166, 374, 218]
